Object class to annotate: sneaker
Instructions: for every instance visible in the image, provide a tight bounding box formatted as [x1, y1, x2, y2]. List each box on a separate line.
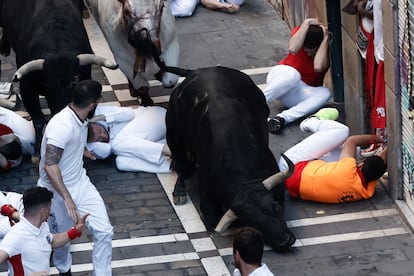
[361, 143, 384, 158]
[300, 107, 339, 132]
[267, 116, 285, 134]
[310, 107, 339, 121]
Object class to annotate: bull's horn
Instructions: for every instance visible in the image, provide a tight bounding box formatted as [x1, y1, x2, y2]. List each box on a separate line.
[13, 59, 45, 81]
[262, 153, 294, 190]
[214, 209, 238, 233]
[77, 54, 118, 69]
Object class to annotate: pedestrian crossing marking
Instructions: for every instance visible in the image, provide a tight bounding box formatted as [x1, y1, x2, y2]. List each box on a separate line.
[218, 227, 409, 256]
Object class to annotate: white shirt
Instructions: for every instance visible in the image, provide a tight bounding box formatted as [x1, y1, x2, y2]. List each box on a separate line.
[0, 216, 53, 275]
[38, 106, 89, 189]
[233, 264, 275, 276]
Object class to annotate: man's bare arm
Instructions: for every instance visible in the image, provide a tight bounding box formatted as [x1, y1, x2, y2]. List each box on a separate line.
[313, 25, 330, 72]
[43, 144, 80, 223]
[339, 135, 383, 160]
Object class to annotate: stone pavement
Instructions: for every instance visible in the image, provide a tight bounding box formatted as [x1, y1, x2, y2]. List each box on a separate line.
[1, 0, 414, 275]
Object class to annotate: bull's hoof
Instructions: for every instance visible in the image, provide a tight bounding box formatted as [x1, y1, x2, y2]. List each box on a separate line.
[129, 86, 148, 97]
[140, 93, 154, 106]
[173, 193, 187, 205]
[273, 233, 296, 253]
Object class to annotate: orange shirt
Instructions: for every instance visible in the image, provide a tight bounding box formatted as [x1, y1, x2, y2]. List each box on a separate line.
[291, 158, 377, 203]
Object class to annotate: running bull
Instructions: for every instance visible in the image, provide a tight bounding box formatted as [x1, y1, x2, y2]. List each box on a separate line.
[84, 0, 180, 106]
[0, 0, 118, 160]
[166, 66, 296, 252]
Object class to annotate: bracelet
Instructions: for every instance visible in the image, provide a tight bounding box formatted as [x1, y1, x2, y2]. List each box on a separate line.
[67, 226, 81, 240]
[1, 204, 17, 217]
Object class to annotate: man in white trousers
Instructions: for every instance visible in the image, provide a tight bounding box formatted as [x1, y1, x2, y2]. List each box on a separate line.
[87, 105, 171, 173]
[37, 80, 113, 276]
[265, 18, 332, 134]
[278, 108, 387, 203]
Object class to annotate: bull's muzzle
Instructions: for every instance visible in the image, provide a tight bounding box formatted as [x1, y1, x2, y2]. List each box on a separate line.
[214, 154, 294, 233]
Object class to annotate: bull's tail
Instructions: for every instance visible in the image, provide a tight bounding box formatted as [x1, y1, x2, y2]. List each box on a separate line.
[151, 43, 192, 77]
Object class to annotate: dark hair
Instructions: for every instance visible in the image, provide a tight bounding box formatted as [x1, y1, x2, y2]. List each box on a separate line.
[233, 227, 264, 265]
[0, 140, 22, 160]
[303, 24, 324, 49]
[362, 156, 387, 182]
[23, 187, 53, 215]
[72, 80, 102, 108]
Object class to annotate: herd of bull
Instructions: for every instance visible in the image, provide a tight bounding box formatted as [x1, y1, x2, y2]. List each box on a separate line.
[0, 0, 296, 252]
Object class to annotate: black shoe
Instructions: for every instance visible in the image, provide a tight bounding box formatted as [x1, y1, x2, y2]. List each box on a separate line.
[60, 270, 72, 276]
[268, 116, 285, 134]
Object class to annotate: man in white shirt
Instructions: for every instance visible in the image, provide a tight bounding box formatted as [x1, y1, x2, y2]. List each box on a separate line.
[233, 227, 275, 276]
[87, 105, 171, 173]
[0, 187, 87, 276]
[37, 80, 113, 276]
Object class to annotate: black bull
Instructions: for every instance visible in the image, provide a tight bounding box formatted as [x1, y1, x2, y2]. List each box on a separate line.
[166, 66, 296, 252]
[0, 0, 117, 159]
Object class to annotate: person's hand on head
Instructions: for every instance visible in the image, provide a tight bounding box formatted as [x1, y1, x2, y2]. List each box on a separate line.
[304, 17, 320, 26]
[88, 114, 106, 123]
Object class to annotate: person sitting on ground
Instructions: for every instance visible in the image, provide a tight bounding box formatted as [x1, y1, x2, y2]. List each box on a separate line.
[0, 187, 88, 276]
[87, 105, 171, 173]
[0, 107, 35, 171]
[232, 227, 274, 276]
[265, 17, 331, 134]
[170, 0, 244, 17]
[278, 107, 387, 203]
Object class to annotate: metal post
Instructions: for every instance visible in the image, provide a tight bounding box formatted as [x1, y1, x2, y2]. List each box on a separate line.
[326, 0, 344, 102]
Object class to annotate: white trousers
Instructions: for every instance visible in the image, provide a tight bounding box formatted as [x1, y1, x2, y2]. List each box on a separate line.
[263, 65, 331, 124]
[47, 175, 113, 276]
[278, 118, 349, 170]
[170, 0, 245, 17]
[112, 106, 171, 173]
[170, 0, 200, 17]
